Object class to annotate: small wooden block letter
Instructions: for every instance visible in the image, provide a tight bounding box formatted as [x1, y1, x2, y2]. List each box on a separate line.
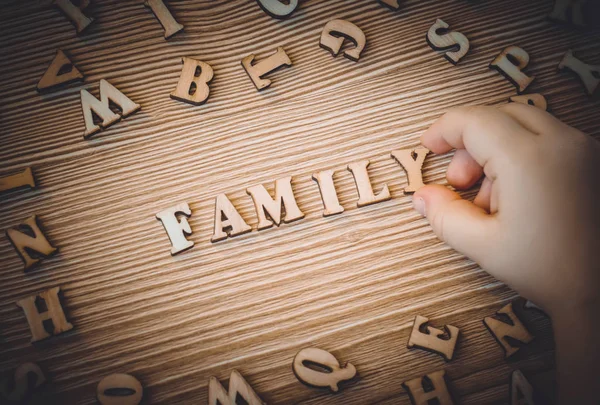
[209, 370, 265, 405]
[292, 347, 357, 392]
[484, 302, 534, 358]
[16, 287, 73, 343]
[145, 0, 184, 39]
[427, 19, 470, 65]
[490, 46, 535, 94]
[80, 79, 141, 138]
[54, 0, 94, 33]
[391, 147, 429, 194]
[549, 0, 589, 27]
[211, 194, 251, 242]
[320, 19, 366, 62]
[312, 169, 344, 217]
[407, 315, 459, 361]
[156, 202, 194, 255]
[0, 363, 45, 402]
[242, 47, 292, 91]
[402, 370, 454, 405]
[97, 374, 143, 405]
[255, 0, 299, 19]
[0, 167, 36, 193]
[246, 176, 304, 230]
[379, 0, 400, 10]
[509, 94, 548, 111]
[37, 50, 84, 92]
[510, 370, 535, 405]
[170, 57, 214, 105]
[347, 160, 391, 207]
[558, 50, 600, 96]
[6, 215, 57, 271]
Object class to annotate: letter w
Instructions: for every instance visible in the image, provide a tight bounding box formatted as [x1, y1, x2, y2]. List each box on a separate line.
[208, 370, 265, 405]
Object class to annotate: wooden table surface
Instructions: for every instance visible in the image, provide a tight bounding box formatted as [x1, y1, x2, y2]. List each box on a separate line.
[1, 0, 599, 403]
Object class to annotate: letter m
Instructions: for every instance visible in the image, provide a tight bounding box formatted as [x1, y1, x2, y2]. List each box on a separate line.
[208, 370, 265, 405]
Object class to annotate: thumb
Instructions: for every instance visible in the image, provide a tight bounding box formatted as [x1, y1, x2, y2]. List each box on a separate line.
[413, 184, 498, 266]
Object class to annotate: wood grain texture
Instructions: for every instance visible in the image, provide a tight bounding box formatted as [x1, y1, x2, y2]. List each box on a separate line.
[1, 0, 599, 403]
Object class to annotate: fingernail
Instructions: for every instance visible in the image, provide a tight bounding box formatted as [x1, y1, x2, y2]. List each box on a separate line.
[413, 197, 426, 217]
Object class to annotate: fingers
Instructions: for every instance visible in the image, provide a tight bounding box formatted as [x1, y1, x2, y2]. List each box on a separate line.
[447, 149, 484, 190]
[421, 106, 532, 169]
[413, 184, 498, 265]
[474, 177, 493, 213]
[499, 102, 567, 135]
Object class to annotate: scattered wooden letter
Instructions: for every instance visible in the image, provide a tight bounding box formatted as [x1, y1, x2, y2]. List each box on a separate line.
[144, 0, 183, 39]
[6, 215, 57, 271]
[97, 374, 143, 405]
[391, 147, 429, 194]
[208, 370, 265, 405]
[292, 347, 357, 392]
[242, 47, 292, 91]
[407, 315, 459, 361]
[548, 0, 589, 27]
[510, 370, 535, 405]
[170, 57, 214, 105]
[378, 0, 401, 10]
[16, 287, 73, 343]
[155, 202, 194, 255]
[0, 167, 36, 193]
[347, 160, 391, 207]
[484, 302, 534, 358]
[246, 176, 305, 230]
[403, 370, 454, 405]
[80, 79, 141, 138]
[53, 0, 94, 33]
[426, 19, 470, 65]
[255, 0, 299, 19]
[211, 194, 252, 242]
[0, 363, 45, 403]
[509, 94, 548, 111]
[37, 50, 84, 92]
[490, 46, 535, 94]
[558, 50, 600, 96]
[312, 169, 344, 217]
[320, 19, 366, 62]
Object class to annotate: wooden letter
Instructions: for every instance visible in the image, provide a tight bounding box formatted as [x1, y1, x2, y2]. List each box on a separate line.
[490, 46, 535, 94]
[509, 94, 548, 111]
[53, 0, 94, 33]
[407, 315, 459, 361]
[170, 58, 214, 105]
[6, 215, 57, 271]
[246, 176, 304, 230]
[156, 202, 194, 255]
[37, 50, 84, 92]
[144, 0, 184, 39]
[80, 79, 141, 138]
[347, 160, 391, 207]
[510, 370, 535, 405]
[97, 374, 143, 405]
[558, 50, 600, 96]
[208, 370, 265, 405]
[211, 194, 251, 242]
[0, 363, 45, 402]
[16, 287, 73, 343]
[255, 0, 298, 19]
[242, 47, 292, 91]
[0, 167, 36, 193]
[391, 147, 429, 194]
[292, 348, 357, 392]
[484, 302, 534, 358]
[379, 0, 400, 10]
[320, 19, 366, 62]
[549, 0, 588, 26]
[426, 19, 470, 64]
[402, 370, 454, 405]
[312, 169, 344, 217]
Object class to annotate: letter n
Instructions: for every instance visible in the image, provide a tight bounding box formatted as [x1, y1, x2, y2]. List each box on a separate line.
[208, 370, 265, 405]
[484, 302, 534, 358]
[6, 215, 57, 271]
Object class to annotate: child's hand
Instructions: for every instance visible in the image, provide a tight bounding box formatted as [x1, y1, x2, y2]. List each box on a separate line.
[412, 104, 599, 404]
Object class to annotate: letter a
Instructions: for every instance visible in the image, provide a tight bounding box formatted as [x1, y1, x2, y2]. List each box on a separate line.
[170, 57, 214, 105]
[246, 176, 304, 230]
[427, 19, 470, 64]
[208, 370, 265, 405]
[211, 194, 251, 242]
[6, 215, 57, 271]
[80, 79, 141, 138]
[558, 49, 600, 96]
[242, 47, 292, 91]
[490, 46, 535, 94]
[510, 370, 535, 405]
[402, 370, 454, 405]
[391, 147, 429, 194]
[16, 287, 73, 343]
[156, 202, 194, 255]
[484, 302, 534, 358]
[37, 50, 84, 92]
